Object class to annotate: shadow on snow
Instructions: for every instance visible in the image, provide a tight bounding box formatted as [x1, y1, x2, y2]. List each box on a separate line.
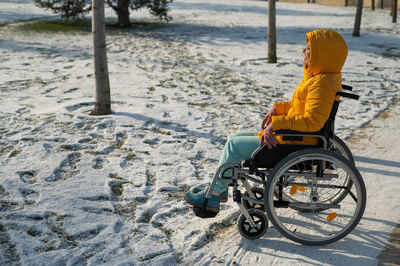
[234, 215, 397, 265]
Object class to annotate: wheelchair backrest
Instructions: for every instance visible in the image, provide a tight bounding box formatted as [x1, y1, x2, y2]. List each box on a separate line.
[322, 85, 359, 140]
[320, 98, 339, 140]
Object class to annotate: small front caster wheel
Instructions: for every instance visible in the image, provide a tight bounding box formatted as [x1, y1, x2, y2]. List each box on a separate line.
[237, 209, 268, 240]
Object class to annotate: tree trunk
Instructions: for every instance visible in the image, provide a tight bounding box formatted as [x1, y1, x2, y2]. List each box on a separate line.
[352, 0, 363, 37]
[117, 0, 132, 27]
[380, 0, 384, 9]
[91, 0, 111, 115]
[392, 0, 398, 23]
[267, 0, 277, 63]
[345, 0, 348, 7]
[371, 0, 375, 10]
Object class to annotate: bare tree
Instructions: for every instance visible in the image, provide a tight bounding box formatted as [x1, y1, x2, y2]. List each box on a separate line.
[90, 0, 111, 115]
[353, 0, 363, 37]
[267, 0, 277, 63]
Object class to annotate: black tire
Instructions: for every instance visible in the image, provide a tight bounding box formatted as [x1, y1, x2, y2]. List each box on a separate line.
[237, 209, 268, 240]
[329, 135, 354, 163]
[242, 187, 264, 211]
[265, 149, 366, 245]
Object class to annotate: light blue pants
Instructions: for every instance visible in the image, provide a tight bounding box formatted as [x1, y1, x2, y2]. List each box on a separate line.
[219, 131, 260, 167]
[214, 131, 260, 192]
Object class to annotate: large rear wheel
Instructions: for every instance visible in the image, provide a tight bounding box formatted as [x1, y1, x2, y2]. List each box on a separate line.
[265, 149, 366, 245]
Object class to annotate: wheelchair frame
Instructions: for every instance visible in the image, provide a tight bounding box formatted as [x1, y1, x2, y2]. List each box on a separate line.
[191, 85, 366, 245]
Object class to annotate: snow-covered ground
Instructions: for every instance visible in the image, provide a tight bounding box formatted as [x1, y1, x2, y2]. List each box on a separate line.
[0, 0, 399, 265]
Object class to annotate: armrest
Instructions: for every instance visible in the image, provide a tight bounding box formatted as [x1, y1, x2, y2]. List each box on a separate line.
[274, 129, 326, 137]
[342, 84, 353, 91]
[274, 130, 328, 148]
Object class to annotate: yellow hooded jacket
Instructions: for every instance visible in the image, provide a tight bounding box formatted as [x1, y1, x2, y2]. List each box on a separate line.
[271, 29, 348, 145]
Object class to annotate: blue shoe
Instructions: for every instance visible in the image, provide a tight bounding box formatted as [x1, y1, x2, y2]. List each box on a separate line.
[184, 190, 220, 212]
[191, 183, 228, 202]
[191, 183, 209, 193]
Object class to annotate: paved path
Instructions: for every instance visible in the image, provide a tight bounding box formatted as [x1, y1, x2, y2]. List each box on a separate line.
[347, 101, 400, 265]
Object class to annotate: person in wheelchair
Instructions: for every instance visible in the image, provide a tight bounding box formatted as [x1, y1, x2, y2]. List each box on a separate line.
[184, 29, 348, 212]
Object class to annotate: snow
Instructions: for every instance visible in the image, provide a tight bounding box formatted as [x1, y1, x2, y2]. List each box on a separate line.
[0, 0, 399, 265]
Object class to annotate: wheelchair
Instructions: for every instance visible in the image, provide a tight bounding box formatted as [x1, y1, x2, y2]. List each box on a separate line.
[191, 85, 366, 245]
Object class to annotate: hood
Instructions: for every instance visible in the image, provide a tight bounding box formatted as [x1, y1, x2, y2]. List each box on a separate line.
[304, 29, 348, 77]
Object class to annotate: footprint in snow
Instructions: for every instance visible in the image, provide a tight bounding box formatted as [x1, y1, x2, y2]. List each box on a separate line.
[19, 187, 40, 205]
[92, 157, 103, 169]
[46, 152, 81, 182]
[17, 170, 37, 184]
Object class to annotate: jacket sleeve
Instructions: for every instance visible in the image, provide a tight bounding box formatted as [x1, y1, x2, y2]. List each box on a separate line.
[271, 83, 336, 132]
[273, 101, 291, 115]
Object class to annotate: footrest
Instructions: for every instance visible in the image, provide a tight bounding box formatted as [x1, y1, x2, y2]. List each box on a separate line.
[193, 207, 219, 218]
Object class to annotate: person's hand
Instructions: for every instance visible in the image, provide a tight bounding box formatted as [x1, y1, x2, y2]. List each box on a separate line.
[261, 106, 276, 129]
[259, 124, 278, 149]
